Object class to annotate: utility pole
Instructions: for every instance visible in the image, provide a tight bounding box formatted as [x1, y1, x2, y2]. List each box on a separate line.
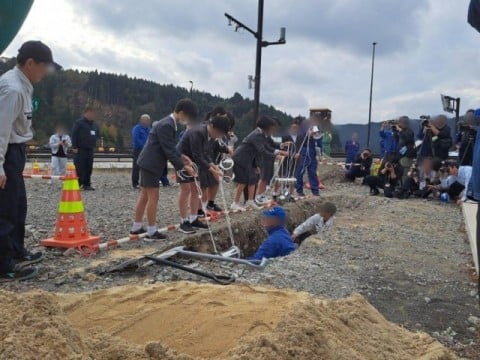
[189, 81, 193, 99]
[367, 42, 377, 148]
[225, 1, 286, 129]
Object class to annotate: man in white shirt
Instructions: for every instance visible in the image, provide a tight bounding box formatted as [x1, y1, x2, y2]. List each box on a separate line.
[292, 202, 337, 244]
[0, 41, 60, 282]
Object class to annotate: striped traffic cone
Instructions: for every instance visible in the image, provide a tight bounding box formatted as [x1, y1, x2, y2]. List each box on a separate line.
[41, 164, 100, 249]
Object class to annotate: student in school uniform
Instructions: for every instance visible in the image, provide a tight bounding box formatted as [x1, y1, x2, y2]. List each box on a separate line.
[176, 116, 231, 234]
[231, 116, 288, 211]
[130, 99, 196, 240]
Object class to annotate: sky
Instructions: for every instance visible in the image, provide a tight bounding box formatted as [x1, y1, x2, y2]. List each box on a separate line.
[3, 0, 480, 124]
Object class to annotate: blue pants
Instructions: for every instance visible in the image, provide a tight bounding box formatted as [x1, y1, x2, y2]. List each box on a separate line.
[0, 144, 28, 273]
[296, 151, 319, 195]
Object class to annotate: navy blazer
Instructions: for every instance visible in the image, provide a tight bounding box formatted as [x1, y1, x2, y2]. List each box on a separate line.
[137, 115, 184, 174]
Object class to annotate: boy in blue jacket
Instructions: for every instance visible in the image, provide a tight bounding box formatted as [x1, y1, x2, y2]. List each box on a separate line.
[248, 206, 296, 260]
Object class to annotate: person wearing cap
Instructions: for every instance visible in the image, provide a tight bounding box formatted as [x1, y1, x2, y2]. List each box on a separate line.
[130, 99, 197, 241]
[71, 106, 100, 190]
[247, 206, 296, 260]
[0, 40, 60, 281]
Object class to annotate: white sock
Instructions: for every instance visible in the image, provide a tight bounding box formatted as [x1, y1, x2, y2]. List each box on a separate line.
[182, 217, 190, 223]
[131, 222, 143, 231]
[203, 202, 208, 208]
[147, 226, 157, 236]
[190, 215, 198, 223]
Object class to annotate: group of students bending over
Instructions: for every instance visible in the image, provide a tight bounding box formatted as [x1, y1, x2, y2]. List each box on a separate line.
[129, 99, 328, 240]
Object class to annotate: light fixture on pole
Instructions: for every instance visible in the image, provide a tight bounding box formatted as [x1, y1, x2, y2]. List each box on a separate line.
[440, 94, 460, 130]
[225, 0, 286, 129]
[366, 42, 377, 149]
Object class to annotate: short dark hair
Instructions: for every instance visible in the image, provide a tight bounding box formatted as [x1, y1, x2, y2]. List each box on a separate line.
[256, 116, 276, 131]
[363, 148, 372, 153]
[446, 160, 458, 169]
[210, 115, 231, 134]
[271, 117, 282, 127]
[466, 109, 475, 114]
[319, 202, 337, 216]
[293, 116, 304, 125]
[226, 112, 235, 130]
[175, 98, 198, 119]
[204, 106, 227, 121]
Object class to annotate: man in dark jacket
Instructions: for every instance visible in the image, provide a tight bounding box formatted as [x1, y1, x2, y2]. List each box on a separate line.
[71, 106, 99, 190]
[130, 99, 196, 240]
[430, 115, 452, 161]
[345, 149, 373, 182]
[395, 116, 416, 182]
[131, 114, 151, 189]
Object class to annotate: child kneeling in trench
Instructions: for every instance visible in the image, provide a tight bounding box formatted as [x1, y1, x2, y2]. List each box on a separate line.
[247, 206, 296, 260]
[292, 202, 337, 244]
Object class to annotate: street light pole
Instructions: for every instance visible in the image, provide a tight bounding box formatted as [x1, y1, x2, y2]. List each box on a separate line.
[225, 1, 286, 129]
[367, 42, 377, 149]
[253, 0, 264, 129]
[189, 81, 193, 99]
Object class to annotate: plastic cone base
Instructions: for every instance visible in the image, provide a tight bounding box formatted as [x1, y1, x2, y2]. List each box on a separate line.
[41, 234, 100, 249]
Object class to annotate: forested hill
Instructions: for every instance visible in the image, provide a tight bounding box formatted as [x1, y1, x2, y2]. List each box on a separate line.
[0, 57, 294, 147]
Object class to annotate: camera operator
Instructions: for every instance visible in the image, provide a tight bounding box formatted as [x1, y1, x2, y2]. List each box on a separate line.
[417, 116, 434, 161]
[345, 148, 373, 182]
[379, 120, 399, 161]
[364, 157, 403, 197]
[456, 111, 477, 165]
[401, 157, 439, 199]
[429, 115, 452, 161]
[394, 116, 416, 182]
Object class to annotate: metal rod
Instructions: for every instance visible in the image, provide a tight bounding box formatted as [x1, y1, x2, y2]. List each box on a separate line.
[367, 42, 377, 148]
[177, 249, 266, 269]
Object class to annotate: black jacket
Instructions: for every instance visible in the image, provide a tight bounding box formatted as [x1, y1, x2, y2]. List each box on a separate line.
[398, 128, 416, 158]
[232, 128, 276, 168]
[177, 124, 212, 172]
[71, 117, 99, 150]
[432, 125, 452, 161]
[137, 115, 184, 174]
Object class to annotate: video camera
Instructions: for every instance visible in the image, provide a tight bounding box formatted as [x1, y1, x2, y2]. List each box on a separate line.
[420, 115, 431, 128]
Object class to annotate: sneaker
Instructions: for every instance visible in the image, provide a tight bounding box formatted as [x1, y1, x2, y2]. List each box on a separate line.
[296, 192, 306, 197]
[206, 203, 223, 212]
[230, 202, 246, 212]
[178, 221, 196, 234]
[197, 209, 206, 218]
[129, 227, 146, 235]
[0, 267, 38, 282]
[255, 195, 269, 205]
[245, 200, 262, 210]
[82, 186, 95, 191]
[144, 231, 168, 241]
[14, 252, 44, 268]
[191, 219, 209, 231]
[133, 185, 140, 190]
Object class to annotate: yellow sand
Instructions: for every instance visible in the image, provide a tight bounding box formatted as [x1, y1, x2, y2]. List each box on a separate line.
[0, 282, 458, 360]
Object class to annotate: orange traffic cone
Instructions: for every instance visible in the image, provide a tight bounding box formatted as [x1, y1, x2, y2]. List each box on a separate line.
[41, 164, 100, 248]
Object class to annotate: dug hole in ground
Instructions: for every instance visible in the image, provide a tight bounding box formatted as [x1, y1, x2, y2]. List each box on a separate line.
[0, 164, 476, 359]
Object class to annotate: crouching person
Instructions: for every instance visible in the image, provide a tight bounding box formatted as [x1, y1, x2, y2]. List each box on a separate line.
[292, 202, 336, 245]
[247, 206, 296, 260]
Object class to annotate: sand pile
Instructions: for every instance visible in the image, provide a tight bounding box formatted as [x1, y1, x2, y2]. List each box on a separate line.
[0, 282, 457, 360]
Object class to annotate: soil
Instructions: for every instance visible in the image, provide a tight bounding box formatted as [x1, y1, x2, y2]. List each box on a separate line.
[0, 283, 458, 360]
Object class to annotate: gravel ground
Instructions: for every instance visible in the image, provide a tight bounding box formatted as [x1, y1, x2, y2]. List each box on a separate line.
[4, 166, 480, 358]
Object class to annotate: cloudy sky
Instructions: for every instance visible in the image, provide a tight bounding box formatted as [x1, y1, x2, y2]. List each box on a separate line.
[3, 0, 480, 124]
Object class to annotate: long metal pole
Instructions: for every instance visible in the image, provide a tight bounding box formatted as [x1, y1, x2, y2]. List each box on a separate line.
[367, 42, 377, 148]
[253, 0, 264, 128]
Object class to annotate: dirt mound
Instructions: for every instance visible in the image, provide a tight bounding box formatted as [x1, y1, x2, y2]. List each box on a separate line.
[0, 283, 457, 360]
[318, 163, 346, 185]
